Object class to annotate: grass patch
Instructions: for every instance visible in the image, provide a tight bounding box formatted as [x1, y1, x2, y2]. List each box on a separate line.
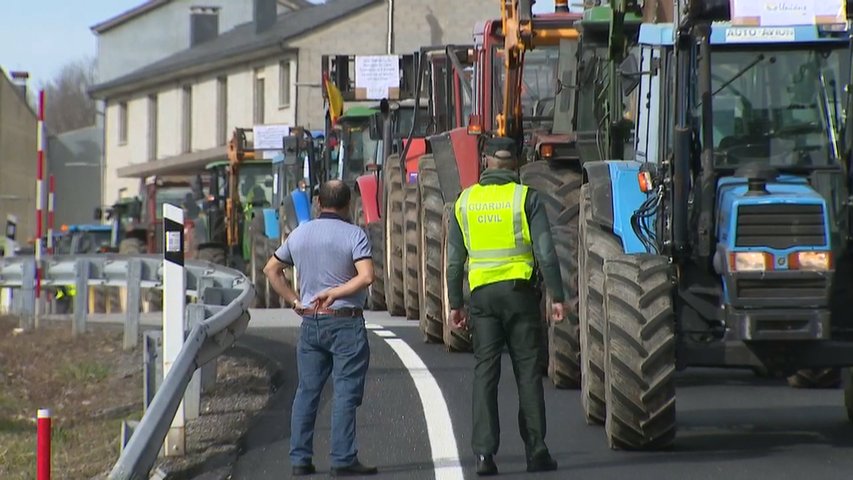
[57, 361, 112, 383]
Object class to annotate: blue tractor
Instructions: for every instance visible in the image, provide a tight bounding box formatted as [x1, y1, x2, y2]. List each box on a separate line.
[578, 0, 853, 450]
[249, 127, 318, 308]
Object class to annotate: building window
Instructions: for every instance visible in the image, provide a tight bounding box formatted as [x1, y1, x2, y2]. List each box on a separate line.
[279, 60, 291, 108]
[254, 68, 265, 125]
[147, 94, 158, 161]
[118, 101, 128, 145]
[217, 76, 228, 146]
[182, 85, 192, 153]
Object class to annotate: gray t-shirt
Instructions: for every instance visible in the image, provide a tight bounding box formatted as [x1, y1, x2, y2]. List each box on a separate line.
[274, 213, 371, 309]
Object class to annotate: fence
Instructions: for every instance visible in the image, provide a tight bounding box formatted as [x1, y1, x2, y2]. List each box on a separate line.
[0, 253, 255, 480]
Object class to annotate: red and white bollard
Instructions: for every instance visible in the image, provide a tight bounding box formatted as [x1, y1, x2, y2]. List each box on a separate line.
[37, 408, 51, 480]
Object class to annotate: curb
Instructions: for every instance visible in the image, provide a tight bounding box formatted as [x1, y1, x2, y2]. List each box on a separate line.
[157, 342, 288, 480]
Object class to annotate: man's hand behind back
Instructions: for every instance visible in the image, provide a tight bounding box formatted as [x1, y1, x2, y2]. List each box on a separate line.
[450, 309, 468, 330]
[312, 287, 341, 309]
[550, 302, 565, 324]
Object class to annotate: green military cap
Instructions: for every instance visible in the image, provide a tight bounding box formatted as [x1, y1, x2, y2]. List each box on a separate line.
[483, 137, 517, 158]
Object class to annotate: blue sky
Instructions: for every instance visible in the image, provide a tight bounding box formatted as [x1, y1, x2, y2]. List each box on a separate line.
[1, 0, 559, 89]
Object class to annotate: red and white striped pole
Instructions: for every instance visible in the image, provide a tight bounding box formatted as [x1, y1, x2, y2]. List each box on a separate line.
[35, 90, 45, 301]
[37, 408, 51, 480]
[47, 175, 54, 255]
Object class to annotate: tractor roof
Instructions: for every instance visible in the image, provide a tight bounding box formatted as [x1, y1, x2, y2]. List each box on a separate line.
[340, 106, 377, 120]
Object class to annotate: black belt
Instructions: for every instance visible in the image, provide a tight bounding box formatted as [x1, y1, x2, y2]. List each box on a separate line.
[295, 307, 363, 317]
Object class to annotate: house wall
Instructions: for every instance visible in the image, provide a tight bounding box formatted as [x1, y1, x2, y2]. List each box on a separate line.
[102, 55, 296, 206]
[95, 0, 256, 83]
[292, 0, 498, 129]
[0, 72, 37, 241]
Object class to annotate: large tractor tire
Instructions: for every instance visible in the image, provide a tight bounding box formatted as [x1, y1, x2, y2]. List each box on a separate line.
[520, 160, 582, 389]
[440, 203, 472, 352]
[118, 238, 145, 313]
[787, 369, 842, 389]
[250, 214, 271, 308]
[417, 155, 444, 343]
[403, 182, 420, 320]
[366, 222, 387, 311]
[603, 254, 676, 451]
[384, 155, 406, 316]
[197, 245, 227, 265]
[578, 184, 623, 425]
[120, 237, 161, 312]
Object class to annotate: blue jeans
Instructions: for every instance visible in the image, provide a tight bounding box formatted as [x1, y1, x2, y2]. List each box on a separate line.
[290, 315, 370, 467]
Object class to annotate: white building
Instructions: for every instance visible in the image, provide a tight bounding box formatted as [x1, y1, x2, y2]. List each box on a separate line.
[89, 0, 501, 207]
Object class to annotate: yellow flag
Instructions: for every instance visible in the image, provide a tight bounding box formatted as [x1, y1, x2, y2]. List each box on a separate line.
[324, 73, 344, 125]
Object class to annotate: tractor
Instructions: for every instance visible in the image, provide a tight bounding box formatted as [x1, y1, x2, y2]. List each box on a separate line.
[576, 0, 853, 450]
[200, 128, 274, 273]
[404, 3, 585, 374]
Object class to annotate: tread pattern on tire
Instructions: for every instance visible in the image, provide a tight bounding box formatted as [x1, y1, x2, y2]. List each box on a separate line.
[250, 214, 271, 308]
[787, 368, 841, 389]
[366, 222, 387, 311]
[520, 161, 582, 389]
[417, 156, 444, 343]
[403, 182, 420, 320]
[603, 254, 676, 451]
[579, 184, 622, 424]
[384, 155, 406, 315]
[440, 203, 472, 352]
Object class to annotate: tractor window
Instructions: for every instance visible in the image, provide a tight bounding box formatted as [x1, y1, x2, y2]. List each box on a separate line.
[238, 164, 274, 208]
[337, 122, 378, 182]
[711, 46, 847, 170]
[155, 186, 194, 219]
[492, 45, 560, 130]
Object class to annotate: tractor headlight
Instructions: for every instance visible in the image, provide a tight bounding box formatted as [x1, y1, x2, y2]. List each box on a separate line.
[730, 252, 770, 272]
[792, 251, 832, 271]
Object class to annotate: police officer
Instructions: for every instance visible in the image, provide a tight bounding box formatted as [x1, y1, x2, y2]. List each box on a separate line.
[447, 137, 565, 476]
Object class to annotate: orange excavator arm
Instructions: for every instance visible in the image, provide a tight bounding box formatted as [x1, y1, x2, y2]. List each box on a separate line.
[225, 128, 255, 248]
[497, 0, 534, 140]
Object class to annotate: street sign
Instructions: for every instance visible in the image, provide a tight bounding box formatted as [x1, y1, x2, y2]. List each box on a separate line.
[730, 0, 846, 26]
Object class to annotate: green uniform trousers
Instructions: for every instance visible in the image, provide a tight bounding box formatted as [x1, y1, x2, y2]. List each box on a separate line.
[469, 280, 548, 460]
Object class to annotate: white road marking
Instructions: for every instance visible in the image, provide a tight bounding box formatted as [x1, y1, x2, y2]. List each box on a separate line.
[372, 329, 397, 338]
[382, 337, 464, 480]
[365, 323, 383, 330]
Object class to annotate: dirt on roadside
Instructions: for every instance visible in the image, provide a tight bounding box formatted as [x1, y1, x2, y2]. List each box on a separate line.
[0, 316, 277, 480]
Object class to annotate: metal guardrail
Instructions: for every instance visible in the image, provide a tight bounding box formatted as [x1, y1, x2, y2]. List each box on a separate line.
[0, 254, 255, 480]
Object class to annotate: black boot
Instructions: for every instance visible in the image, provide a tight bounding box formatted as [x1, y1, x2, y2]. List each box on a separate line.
[476, 455, 498, 476]
[292, 463, 316, 476]
[527, 452, 557, 472]
[331, 459, 378, 477]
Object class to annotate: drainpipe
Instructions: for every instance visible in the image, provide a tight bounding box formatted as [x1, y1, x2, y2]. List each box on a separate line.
[387, 0, 394, 54]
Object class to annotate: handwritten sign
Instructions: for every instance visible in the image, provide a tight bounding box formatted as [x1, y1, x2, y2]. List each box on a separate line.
[253, 124, 291, 151]
[730, 0, 846, 26]
[355, 55, 400, 100]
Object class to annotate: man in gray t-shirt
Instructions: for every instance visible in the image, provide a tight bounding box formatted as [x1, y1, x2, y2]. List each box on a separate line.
[263, 180, 377, 477]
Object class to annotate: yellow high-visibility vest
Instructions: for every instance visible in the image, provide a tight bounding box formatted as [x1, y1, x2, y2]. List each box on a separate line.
[455, 182, 534, 291]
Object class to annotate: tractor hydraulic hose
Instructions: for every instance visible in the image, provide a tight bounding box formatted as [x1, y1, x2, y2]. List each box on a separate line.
[696, 23, 715, 260]
[399, 50, 428, 182]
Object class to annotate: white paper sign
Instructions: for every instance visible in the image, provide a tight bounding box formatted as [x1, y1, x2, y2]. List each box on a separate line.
[166, 231, 181, 253]
[253, 124, 291, 150]
[730, 0, 845, 26]
[355, 55, 400, 100]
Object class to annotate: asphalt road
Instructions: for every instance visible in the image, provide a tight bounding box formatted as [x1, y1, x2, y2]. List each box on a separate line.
[229, 310, 853, 480]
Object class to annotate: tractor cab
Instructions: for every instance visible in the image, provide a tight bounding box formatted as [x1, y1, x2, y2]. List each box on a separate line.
[56, 224, 114, 254]
[331, 106, 380, 184]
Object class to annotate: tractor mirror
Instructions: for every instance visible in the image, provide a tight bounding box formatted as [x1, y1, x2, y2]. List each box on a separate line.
[369, 112, 383, 140]
[619, 55, 641, 96]
[93, 207, 103, 221]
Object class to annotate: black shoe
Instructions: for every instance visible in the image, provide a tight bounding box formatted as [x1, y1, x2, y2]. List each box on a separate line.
[527, 453, 557, 472]
[331, 460, 378, 476]
[292, 463, 316, 476]
[476, 455, 498, 476]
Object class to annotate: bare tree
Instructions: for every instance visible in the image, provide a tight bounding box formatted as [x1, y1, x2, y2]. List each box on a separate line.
[42, 57, 97, 134]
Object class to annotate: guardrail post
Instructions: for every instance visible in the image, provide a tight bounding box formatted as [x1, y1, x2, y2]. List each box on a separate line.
[163, 204, 186, 457]
[143, 331, 164, 411]
[124, 259, 142, 350]
[73, 259, 89, 336]
[184, 304, 205, 420]
[19, 257, 36, 330]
